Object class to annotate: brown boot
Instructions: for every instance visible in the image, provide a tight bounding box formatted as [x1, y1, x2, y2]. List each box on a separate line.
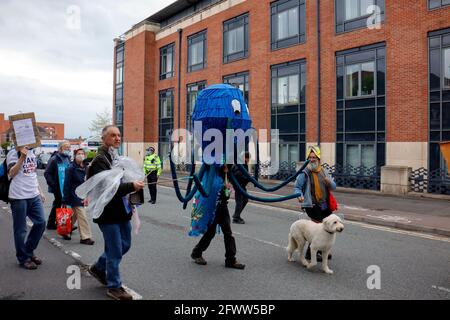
[106, 287, 133, 300]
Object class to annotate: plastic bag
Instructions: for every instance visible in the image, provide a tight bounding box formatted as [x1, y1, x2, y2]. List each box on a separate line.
[56, 207, 73, 236]
[75, 156, 144, 219]
[131, 206, 141, 235]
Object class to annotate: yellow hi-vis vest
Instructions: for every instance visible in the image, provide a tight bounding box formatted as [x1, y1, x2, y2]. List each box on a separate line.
[144, 154, 162, 176]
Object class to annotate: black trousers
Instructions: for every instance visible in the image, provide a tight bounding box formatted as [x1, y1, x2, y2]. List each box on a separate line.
[47, 192, 62, 228]
[147, 172, 158, 202]
[192, 203, 237, 264]
[233, 188, 248, 220]
[305, 204, 332, 223]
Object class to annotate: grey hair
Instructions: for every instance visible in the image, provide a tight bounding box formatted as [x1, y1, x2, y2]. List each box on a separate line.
[101, 125, 119, 139]
[58, 140, 70, 151]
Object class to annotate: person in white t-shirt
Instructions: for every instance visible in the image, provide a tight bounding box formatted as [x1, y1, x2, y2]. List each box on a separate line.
[7, 146, 47, 270]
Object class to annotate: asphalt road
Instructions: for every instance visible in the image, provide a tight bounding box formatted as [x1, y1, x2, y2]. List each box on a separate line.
[1, 171, 449, 300]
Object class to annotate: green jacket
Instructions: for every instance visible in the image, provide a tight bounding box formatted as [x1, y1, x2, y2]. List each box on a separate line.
[144, 153, 161, 176]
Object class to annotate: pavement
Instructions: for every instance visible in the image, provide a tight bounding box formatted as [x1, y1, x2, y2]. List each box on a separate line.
[158, 171, 450, 238]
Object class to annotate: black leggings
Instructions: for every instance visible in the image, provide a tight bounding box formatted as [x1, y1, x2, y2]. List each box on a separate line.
[305, 204, 332, 223]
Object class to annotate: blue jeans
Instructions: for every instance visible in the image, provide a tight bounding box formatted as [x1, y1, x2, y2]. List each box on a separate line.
[95, 221, 132, 289]
[10, 196, 46, 264]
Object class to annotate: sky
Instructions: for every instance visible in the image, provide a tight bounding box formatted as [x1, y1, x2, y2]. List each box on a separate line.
[0, 0, 174, 138]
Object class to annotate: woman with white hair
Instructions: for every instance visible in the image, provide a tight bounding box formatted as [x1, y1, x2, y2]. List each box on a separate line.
[44, 140, 72, 231]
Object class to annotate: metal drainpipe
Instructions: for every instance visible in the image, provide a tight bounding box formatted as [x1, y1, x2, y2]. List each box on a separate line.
[177, 28, 182, 132]
[317, 0, 321, 147]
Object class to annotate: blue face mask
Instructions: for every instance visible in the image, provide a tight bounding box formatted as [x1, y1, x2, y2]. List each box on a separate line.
[62, 150, 71, 157]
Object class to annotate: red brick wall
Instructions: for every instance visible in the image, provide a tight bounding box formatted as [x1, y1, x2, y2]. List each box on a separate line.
[120, 0, 450, 145]
[36, 122, 64, 140]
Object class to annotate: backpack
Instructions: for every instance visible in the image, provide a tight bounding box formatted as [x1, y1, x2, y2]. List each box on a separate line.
[0, 159, 11, 203]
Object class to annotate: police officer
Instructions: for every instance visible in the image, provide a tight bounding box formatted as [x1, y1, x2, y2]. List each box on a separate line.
[143, 147, 161, 204]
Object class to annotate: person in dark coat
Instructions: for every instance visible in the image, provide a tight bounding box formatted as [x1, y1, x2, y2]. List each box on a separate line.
[87, 125, 144, 300]
[61, 148, 94, 244]
[44, 141, 71, 230]
[231, 152, 251, 224]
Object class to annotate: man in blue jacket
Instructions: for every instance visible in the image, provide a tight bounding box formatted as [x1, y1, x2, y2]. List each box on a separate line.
[44, 141, 71, 230]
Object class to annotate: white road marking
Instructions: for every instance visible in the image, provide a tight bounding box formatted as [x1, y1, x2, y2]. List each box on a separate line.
[366, 214, 413, 224]
[431, 285, 450, 294]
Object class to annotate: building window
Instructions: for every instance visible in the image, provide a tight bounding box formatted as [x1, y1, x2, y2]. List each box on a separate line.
[186, 81, 206, 131]
[159, 89, 174, 157]
[114, 42, 125, 137]
[270, 0, 306, 50]
[345, 62, 375, 97]
[429, 29, 450, 184]
[271, 60, 306, 164]
[335, 0, 385, 33]
[160, 43, 174, 80]
[188, 30, 207, 72]
[223, 13, 249, 63]
[336, 42, 386, 171]
[223, 71, 249, 106]
[429, 0, 450, 9]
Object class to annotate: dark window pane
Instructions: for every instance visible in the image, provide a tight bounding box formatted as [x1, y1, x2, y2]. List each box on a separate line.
[345, 98, 376, 108]
[430, 131, 441, 141]
[337, 143, 344, 165]
[345, 109, 375, 131]
[443, 102, 450, 129]
[444, 48, 450, 90]
[377, 48, 385, 58]
[361, 62, 375, 96]
[337, 111, 344, 132]
[377, 107, 385, 131]
[271, 115, 276, 129]
[377, 133, 385, 141]
[300, 114, 305, 132]
[337, 133, 344, 142]
[345, 133, 375, 141]
[429, 36, 440, 49]
[280, 135, 298, 142]
[429, 143, 440, 171]
[429, 0, 441, 9]
[377, 143, 385, 167]
[430, 91, 441, 102]
[377, 96, 385, 106]
[443, 131, 450, 140]
[430, 103, 441, 130]
[345, 50, 375, 65]
[277, 113, 299, 133]
[337, 100, 344, 110]
[337, 66, 344, 99]
[444, 34, 450, 46]
[430, 49, 441, 91]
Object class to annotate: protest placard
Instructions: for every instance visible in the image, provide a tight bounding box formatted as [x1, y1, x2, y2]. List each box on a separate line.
[9, 112, 41, 148]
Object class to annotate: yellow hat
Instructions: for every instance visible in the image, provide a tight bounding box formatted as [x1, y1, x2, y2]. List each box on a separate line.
[307, 145, 321, 160]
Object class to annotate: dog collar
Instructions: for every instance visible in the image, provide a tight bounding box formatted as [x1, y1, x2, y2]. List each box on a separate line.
[325, 230, 334, 235]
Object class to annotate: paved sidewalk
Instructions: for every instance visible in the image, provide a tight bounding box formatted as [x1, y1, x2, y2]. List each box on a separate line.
[159, 171, 450, 237]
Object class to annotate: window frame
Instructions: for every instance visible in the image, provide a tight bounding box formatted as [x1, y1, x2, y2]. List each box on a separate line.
[428, 0, 450, 10]
[159, 89, 175, 151]
[223, 71, 250, 106]
[223, 13, 249, 64]
[335, 0, 385, 34]
[187, 30, 207, 73]
[344, 61, 376, 99]
[270, 0, 306, 50]
[160, 43, 175, 80]
[186, 81, 207, 132]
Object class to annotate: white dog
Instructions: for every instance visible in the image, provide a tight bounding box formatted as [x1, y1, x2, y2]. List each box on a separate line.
[286, 214, 344, 274]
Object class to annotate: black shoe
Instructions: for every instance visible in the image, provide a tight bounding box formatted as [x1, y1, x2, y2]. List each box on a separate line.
[233, 218, 245, 224]
[20, 261, 38, 270]
[80, 238, 95, 245]
[151, 201, 156, 204]
[72, 226, 78, 232]
[225, 261, 245, 269]
[316, 251, 323, 262]
[62, 234, 71, 240]
[88, 264, 107, 285]
[46, 224, 57, 230]
[191, 253, 207, 265]
[148, 200, 152, 203]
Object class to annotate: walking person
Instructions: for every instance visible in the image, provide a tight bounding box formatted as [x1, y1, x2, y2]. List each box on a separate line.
[143, 146, 161, 204]
[191, 165, 245, 269]
[61, 148, 94, 244]
[231, 152, 251, 224]
[7, 146, 47, 270]
[44, 141, 71, 230]
[87, 125, 145, 300]
[294, 145, 336, 262]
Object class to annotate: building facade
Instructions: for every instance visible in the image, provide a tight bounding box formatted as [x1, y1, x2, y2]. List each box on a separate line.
[113, 0, 450, 193]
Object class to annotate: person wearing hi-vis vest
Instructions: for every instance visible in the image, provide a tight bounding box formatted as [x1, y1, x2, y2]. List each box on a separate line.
[144, 147, 161, 204]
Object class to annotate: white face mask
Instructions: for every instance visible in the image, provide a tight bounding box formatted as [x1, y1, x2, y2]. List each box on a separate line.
[62, 150, 71, 157]
[75, 154, 85, 162]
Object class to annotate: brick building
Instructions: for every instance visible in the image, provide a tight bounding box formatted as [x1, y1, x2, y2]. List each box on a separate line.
[113, 0, 450, 193]
[0, 113, 65, 144]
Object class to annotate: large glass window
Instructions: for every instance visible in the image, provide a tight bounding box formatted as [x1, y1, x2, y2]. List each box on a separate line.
[186, 81, 206, 131]
[114, 42, 124, 137]
[271, 60, 306, 164]
[223, 71, 249, 106]
[429, 29, 450, 186]
[188, 30, 207, 72]
[159, 89, 174, 157]
[160, 43, 174, 80]
[336, 42, 385, 172]
[271, 0, 306, 50]
[345, 62, 375, 97]
[335, 0, 384, 33]
[429, 0, 450, 9]
[223, 13, 249, 63]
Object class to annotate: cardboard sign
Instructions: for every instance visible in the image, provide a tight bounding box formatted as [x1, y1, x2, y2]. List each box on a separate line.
[9, 113, 41, 148]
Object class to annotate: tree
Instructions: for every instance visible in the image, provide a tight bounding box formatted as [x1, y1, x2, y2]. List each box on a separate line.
[89, 108, 112, 136]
